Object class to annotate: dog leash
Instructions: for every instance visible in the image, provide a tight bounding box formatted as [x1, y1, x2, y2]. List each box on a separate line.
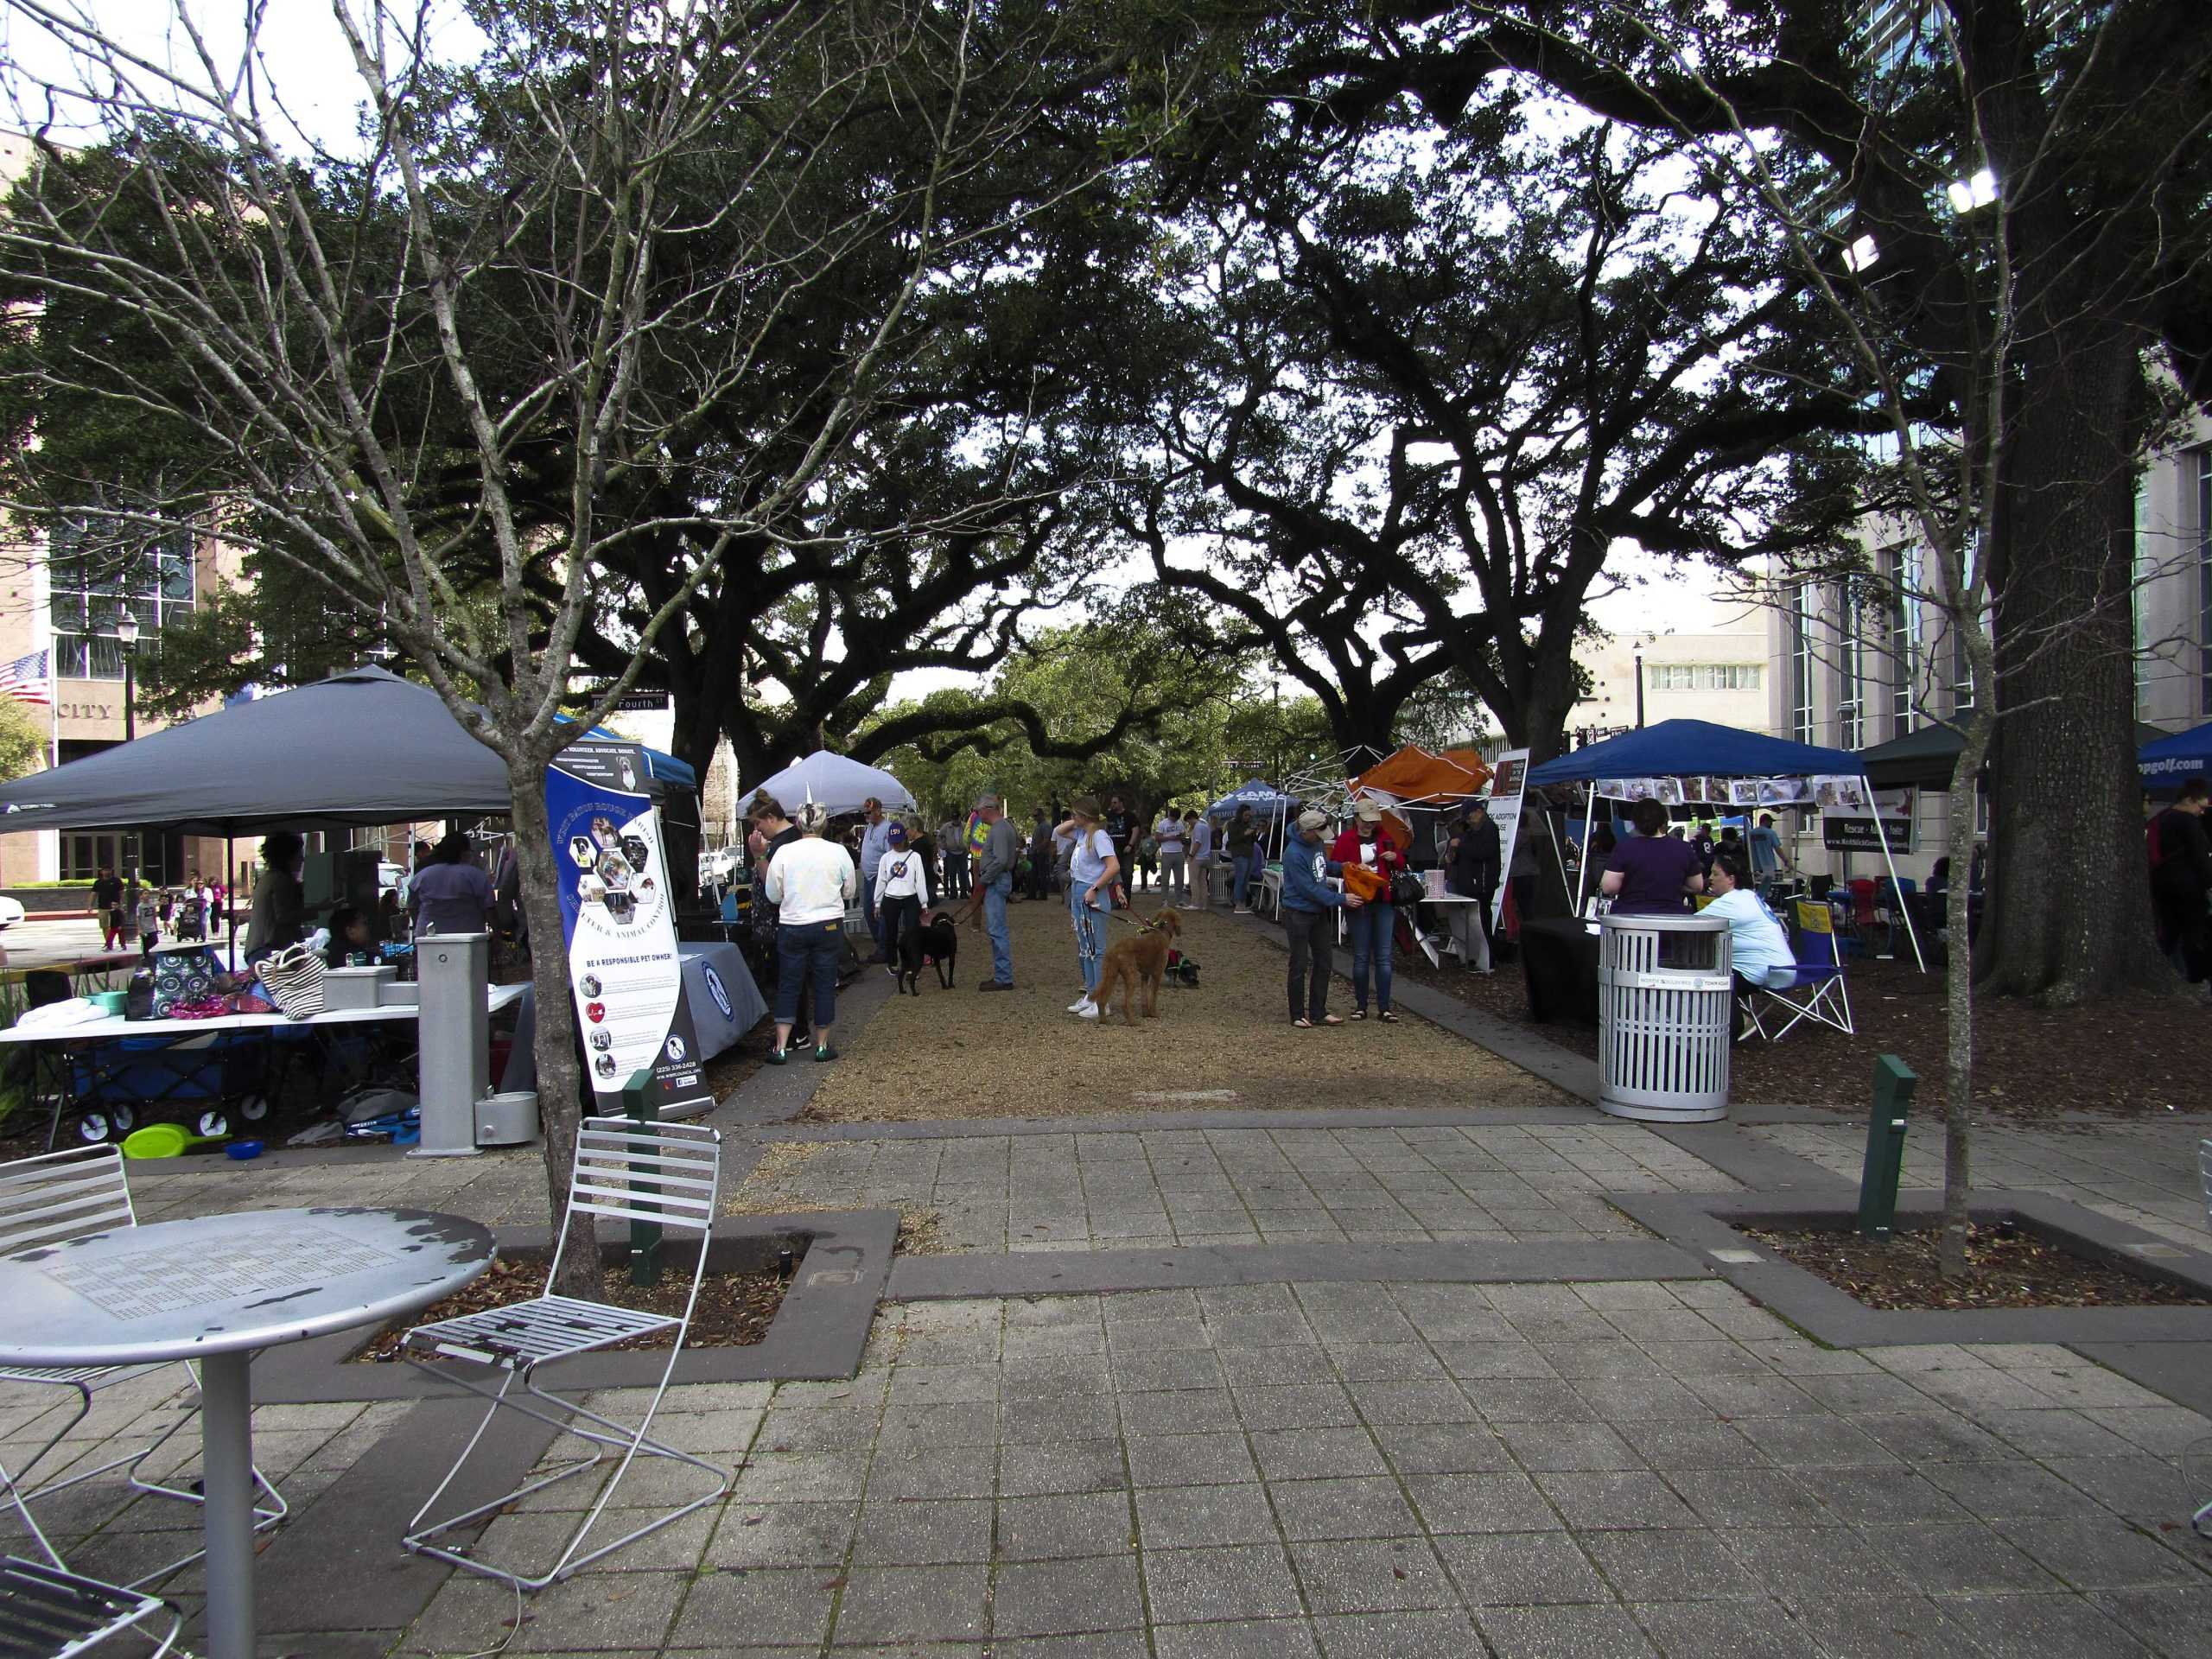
[1106, 912, 1172, 935]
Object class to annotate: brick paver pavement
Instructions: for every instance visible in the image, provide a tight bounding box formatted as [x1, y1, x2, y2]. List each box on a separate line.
[733, 1122, 1736, 1253]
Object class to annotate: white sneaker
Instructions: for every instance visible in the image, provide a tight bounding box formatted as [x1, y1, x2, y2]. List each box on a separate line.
[1076, 1000, 1100, 1020]
[1067, 995, 1093, 1013]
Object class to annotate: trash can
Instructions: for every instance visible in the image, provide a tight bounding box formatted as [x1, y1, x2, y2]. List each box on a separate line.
[1597, 912, 1732, 1123]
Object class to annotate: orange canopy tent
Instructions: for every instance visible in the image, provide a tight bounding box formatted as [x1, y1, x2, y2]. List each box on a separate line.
[1346, 745, 1493, 852]
[1351, 745, 1492, 804]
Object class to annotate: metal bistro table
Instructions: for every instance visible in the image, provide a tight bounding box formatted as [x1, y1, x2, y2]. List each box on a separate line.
[0, 1205, 494, 1659]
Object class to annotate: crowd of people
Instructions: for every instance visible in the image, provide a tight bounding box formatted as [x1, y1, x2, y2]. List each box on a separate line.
[731, 782, 1559, 1035]
[90, 865, 230, 952]
[91, 829, 518, 975]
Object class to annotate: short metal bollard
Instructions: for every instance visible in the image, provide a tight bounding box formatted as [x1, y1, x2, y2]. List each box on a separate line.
[1596, 912, 1732, 1123]
[623, 1070, 663, 1288]
[1858, 1054, 1916, 1240]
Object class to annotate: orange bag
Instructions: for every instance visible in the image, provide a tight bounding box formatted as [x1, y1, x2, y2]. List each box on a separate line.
[1342, 863, 1390, 904]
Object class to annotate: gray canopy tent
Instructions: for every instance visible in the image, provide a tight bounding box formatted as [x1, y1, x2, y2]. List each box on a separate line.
[0, 666, 695, 961]
[0, 668, 512, 835]
[0, 666, 697, 834]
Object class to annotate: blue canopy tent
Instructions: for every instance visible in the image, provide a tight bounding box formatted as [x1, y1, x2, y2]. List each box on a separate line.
[1526, 720, 1863, 785]
[1206, 779, 1298, 818]
[1529, 719, 1923, 970]
[2139, 721, 2212, 787]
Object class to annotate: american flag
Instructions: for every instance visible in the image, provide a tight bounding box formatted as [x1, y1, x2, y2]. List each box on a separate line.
[0, 649, 52, 706]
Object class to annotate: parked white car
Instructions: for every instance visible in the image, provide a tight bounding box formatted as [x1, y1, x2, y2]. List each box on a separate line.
[0, 896, 24, 930]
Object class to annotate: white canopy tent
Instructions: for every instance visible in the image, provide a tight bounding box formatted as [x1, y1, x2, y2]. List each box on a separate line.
[744, 752, 915, 818]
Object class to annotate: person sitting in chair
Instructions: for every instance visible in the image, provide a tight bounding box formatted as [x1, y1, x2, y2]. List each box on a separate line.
[1703, 854, 1793, 1042]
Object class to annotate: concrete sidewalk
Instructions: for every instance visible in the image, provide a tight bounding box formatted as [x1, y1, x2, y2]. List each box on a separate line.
[5, 953, 2211, 1654]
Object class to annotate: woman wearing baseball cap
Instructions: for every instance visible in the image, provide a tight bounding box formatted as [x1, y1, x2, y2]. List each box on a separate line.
[1331, 799, 1405, 1022]
[1052, 797, 1122, 1019]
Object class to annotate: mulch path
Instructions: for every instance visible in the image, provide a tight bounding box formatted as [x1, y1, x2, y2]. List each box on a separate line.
[797, 897, 1567, 1121]
[1394, 938, 2212, 1120]
[1738, 1221, 2212, 1311]
[353, 1257, 789, 1361]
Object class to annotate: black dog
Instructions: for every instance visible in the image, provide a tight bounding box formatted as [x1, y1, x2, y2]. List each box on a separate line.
[893, 921, 925, 996]
[896, 910, 959, 994]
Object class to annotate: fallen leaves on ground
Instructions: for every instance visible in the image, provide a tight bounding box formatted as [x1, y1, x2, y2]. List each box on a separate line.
[1738, 1221, 2211, 1311]
[1397, 945, 2212, 1119]
[352, 1256, 789, 1360]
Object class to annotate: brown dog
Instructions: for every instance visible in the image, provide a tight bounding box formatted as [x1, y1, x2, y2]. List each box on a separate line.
[1095, 909, 1182, 1026]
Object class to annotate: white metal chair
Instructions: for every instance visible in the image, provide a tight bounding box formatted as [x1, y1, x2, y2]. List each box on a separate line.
[400, 1117, 730, 1590]
[2, 1431, 182, 1656]
[0, 1554, 181, 1657]
[1742, 899, 1855, 1043]
[0, 1145, 285, 1586]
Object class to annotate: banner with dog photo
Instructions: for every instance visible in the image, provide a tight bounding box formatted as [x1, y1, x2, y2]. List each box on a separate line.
[1811, 774, 1915, 853]
[1485, 749, 1529, 932]
[545, 737, 712, 1118]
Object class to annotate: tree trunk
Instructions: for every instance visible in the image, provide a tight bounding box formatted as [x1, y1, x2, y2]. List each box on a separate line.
[1977, 332, 2170, 1002]
[1471, 614, 1581, 765]
[508, 761, 601, 1297]
[1519, 644, 1582, 766]
[664, 680, 729, 905]
[1939, 688, 1995, 1278]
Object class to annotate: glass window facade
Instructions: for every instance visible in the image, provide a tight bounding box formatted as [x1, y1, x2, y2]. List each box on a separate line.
[1646, 664, 1763, 691]
[1790, 585, 1815, 745]
[1888, 545, 1920, 736]
[48, 524, 196, 682]
[1838, 580, 1866, 751]
[2199, 449, 2211, 715]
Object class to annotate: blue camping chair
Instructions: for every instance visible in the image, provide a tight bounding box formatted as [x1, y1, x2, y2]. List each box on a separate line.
[1744, 899, 1855, 1042]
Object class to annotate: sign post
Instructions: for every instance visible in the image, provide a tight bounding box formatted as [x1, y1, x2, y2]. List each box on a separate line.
[622, 1068, 663, 1289]
[1858, 1054, 1916, 1240]
[545, 738, 714, 1121]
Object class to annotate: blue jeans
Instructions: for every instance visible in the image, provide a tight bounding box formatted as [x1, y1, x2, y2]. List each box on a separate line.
[1348, 901, 1395, 1012]
[1231, 852, 1255, 907]
[864, 877, 881, 952]
[983, 873, 1013, 984]
[1069, 883, 1111, 995]
[775, 920, 842, 1028]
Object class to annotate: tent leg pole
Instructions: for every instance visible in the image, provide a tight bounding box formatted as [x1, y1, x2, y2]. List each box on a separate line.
[226, 836, 235, 973]
[1866, 778, 1926, 973]
[1574, 793, 1595, 914]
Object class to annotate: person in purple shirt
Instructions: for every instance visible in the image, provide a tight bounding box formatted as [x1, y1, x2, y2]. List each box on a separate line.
[409, 833, 497, 937]
[1602, 798, 1707, 914]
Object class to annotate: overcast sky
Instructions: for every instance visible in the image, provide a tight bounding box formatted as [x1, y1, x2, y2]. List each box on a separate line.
[1, 1, 480, 153]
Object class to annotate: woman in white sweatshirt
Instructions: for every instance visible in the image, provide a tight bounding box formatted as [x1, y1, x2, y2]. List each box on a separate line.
[762, 803, 858, 1064]
[874, 821, 932, 972]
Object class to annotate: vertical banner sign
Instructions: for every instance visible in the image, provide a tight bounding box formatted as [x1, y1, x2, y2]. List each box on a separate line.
[1486, 749, 1530, 932]
[545, 738, 713, 1118]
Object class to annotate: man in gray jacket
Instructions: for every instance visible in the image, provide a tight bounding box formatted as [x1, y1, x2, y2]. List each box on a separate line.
[974, 793, 1020, 989]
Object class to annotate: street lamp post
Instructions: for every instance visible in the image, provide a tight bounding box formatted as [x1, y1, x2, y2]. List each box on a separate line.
[115, 611, 139, 741]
